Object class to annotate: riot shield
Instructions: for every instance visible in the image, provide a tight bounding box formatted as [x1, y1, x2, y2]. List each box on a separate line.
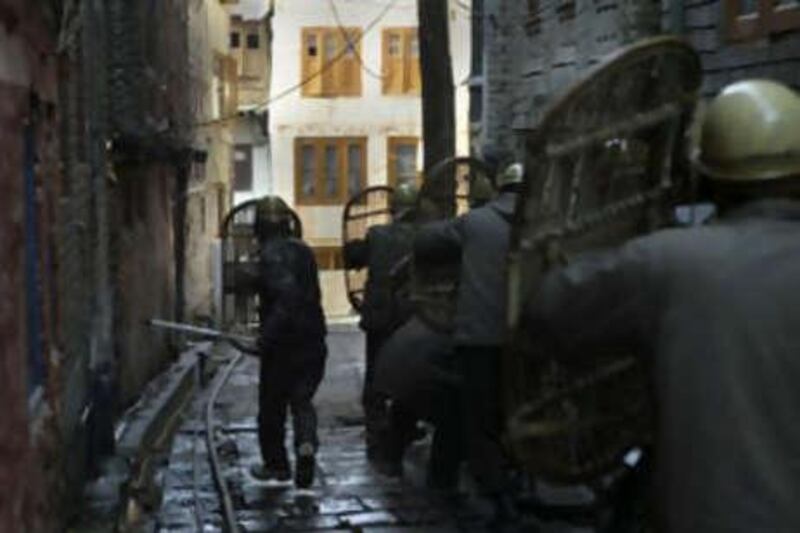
[220, 198, 303, 328]
[412, 156, 492, 332]
[342, 186, 394, 311]
[505, 37, 702, 483]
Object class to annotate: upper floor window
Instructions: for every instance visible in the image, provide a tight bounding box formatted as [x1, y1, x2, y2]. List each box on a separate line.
[382, 28, 421, 95]
[725, 0, 800, 41]
[247, 33, 260, 49]
[295, 137, 367, 205]
[231, 32, 241, 49]
[301, 27, 362, 97]
[387, 137, 420, 187]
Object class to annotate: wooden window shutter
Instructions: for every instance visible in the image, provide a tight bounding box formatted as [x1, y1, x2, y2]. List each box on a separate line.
[383, 29, 405, 94]
[321, 30, 338, 95]
[405, 29, 421, 94]
[339, 28, 362, 96]
[302, 29, 323, 96]
[225, 55, 239, 115]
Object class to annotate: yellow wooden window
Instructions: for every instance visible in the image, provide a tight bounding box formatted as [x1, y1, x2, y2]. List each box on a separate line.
[382, 28, 421, 95]
[387, 137, 420, 187]
[295, 137, 368, 205]
[301, 27, 362, 97]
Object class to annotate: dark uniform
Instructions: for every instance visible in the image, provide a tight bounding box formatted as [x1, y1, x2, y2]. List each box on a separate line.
[374, 317, 463, 488]
[256, 232, 327, 486]
[415, 190, 518, 497]
[344, 221, 415, 454]
[527, 199, 800, 532]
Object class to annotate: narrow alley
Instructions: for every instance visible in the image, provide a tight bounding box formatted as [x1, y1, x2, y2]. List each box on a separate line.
[3, 1, 800, 532]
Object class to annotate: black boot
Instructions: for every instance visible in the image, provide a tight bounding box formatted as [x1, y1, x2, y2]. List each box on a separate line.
[250, 463, 291, 482]
[294, 442, 316, 489]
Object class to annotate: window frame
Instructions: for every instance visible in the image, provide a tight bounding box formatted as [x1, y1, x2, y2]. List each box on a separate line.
[233, 144, 253, 192]
[724, 0, 800, 42]
[294, 137, 368, 206]
[301, 27, 363, 97]
[246, 33, 260, 49]
[387, 136, 421, 188]
[382, 27, 421, 96]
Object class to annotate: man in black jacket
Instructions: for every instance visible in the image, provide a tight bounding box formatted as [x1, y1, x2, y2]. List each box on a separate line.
[415, 163, 523, 519]
[526, 80, 800, 532]
[343, 182, 418, 463]
[250, 196, 327, 489]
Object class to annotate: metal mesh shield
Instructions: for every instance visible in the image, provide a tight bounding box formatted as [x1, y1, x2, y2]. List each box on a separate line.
[412, 156, 492, 333]
[220, 198, 302, 328]
[342, 186, 395, 311]
[505, 37, 702, 483]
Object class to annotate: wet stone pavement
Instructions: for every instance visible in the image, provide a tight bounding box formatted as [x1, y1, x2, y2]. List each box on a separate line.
[155, 324, 586, 532]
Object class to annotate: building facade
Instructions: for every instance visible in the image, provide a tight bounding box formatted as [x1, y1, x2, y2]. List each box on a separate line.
[229, 0, 275, 207]
[473, 0, 800, 158]
[185, 0, 238, 324]
[265, 0, 471, 316]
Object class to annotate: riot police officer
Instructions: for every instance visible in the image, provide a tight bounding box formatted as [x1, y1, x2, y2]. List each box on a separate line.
[415, 162, 524, 519]
[343, 182, 419, 463]
[250, 196, 327, 489]
[469, 175, 496, 209]
[374, 316, 463, 489]
[525, 80, 800, 532]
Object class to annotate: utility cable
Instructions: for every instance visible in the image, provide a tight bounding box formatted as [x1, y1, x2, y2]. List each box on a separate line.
[328, 0, 386, 81]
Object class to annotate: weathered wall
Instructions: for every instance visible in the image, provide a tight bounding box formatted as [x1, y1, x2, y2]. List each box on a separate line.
[479, 0, 661, 156]
[0, 1, 59, 529]
[185, 0, 235, 322]
[674, 1, 800, 95]
[478, 1, 800, 157]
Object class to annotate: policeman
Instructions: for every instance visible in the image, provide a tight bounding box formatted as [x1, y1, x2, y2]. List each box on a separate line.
[343, 182, 419, 462]
[374, 316, 463, 489]
[250, 196, 327, 489]
[469, 175, 496, 209]
[415, 162, 523, 519]
[525, 80, 800, 532]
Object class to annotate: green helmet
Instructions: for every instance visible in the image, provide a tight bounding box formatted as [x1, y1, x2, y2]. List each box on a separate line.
[469, 176, 495, 208]
[391, 181, 419, 215]
[255, 195, 291, 239]
[694, 79, 800, 182]
[497, 162, 524, 188]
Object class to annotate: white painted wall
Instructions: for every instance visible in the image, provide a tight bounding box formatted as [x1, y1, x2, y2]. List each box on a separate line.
[269, 0, 471, 316]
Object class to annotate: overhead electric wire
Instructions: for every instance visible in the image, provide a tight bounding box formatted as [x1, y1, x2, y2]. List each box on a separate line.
[191, 0, 399, 130]
[328, 0, 386, 81]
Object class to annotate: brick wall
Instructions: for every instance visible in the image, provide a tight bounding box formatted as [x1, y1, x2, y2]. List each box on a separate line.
[676, 1, 800, 96]
[479, 1, 800, 156]
[481, 0, 661, 155]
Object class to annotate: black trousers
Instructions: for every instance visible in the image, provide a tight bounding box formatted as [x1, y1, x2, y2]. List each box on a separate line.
[258, 342, 326, 469]
[457, 345, 510, 495]
[363, 329, 391, 449]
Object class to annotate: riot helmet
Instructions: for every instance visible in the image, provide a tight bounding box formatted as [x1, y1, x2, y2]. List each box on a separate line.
[255, 195, 292, 241]
[496, 162, 524, 191]
[482, 144, 514, 179]
[391, 181, 419, 220]
[693, 79, 800, 183]
[469, 176, 495, 208]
